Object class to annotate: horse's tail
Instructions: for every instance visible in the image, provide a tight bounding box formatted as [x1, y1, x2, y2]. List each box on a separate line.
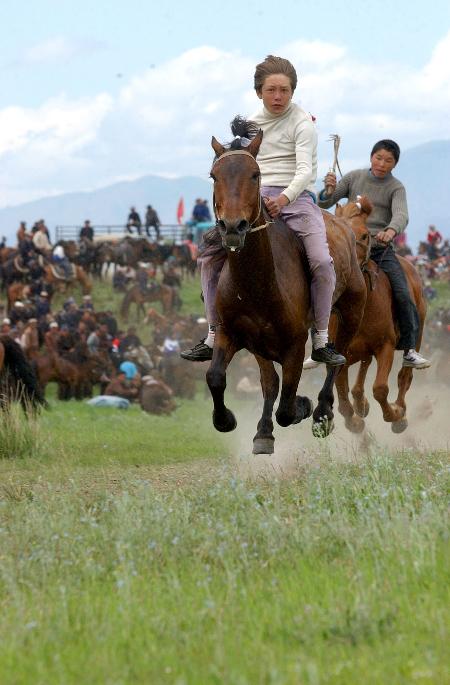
[1, 337, 48, 412]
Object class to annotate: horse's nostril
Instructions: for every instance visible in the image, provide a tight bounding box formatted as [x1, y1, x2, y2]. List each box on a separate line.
[237, 220, 249, 232]
[217, 220, 226, 232]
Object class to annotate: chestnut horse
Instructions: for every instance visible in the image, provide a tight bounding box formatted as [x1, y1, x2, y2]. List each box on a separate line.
[120, 283, 175, 322]
[43, 263, 92, 295]
[332, 197, 427, 434]
[206, 129, 367, 452]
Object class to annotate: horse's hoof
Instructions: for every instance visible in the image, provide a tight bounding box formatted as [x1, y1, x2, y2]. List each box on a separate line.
[292, 396, 313, 424]
[353, 398, 370, 418]
[345, 414, 365, 433]
[275, 410, 293, 427]
[312, 417, 335, 438]
[391, 418, 408, 434]
[213, 409, 237, 433]
[252, 438, 275, 455]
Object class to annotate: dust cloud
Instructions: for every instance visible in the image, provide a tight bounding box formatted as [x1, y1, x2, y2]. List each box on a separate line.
[227, 356, 449, 480]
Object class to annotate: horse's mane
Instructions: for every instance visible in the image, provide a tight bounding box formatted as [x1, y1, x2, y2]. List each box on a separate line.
[228, 116, 260, 150]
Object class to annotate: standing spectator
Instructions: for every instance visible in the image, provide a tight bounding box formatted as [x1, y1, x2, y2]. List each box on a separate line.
[427, 224, 443, 260]
[145, 205, 161, 240]
[192, 198, 205, 222]
[201, 199, 212, 222]
[79, 220, 94, 241]
[126, 207, 142, 235]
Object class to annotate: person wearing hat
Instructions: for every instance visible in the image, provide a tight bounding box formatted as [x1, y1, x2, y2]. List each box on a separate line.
[20, 318, 39, 360]
[36, 291, 51, 319]
[44, 322, 60, 351]
[1, 318, 11, 336]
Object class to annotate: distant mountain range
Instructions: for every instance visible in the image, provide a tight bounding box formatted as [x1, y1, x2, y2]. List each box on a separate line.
[0, 175, 213, 243]
[0, 140, 448, 248]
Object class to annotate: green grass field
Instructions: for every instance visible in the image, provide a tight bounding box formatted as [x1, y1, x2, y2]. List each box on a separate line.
[0, 277, 449, 684]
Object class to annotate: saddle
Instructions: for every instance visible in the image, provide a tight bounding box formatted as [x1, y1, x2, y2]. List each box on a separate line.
[14, 256, 29, 274]
[50, 263, 75, 280]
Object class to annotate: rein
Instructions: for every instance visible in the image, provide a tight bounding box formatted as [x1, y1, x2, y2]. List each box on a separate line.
[212, 149, 274, 233]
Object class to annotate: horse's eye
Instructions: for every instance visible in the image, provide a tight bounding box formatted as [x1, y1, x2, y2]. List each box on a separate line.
[252, 172, 260, 180]
[210, 173, 217, 182]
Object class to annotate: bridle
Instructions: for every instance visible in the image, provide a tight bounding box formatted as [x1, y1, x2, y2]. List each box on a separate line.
[211, 149, 273, 233]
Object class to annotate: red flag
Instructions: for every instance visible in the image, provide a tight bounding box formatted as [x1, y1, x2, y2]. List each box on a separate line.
[176, 197, 184, 224]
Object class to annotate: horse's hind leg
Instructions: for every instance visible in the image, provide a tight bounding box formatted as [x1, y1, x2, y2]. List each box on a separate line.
[351, 358, 372, 417]
[391, 366, 413, 433]
[206, 330, 238, 432]
[335, 363, 365, 433]
[372, 344, 405, 423]
[253, 356, 279, 454]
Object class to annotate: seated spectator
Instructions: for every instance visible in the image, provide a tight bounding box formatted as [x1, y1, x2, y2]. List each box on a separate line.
[52, 244, 72, 278]
[105, 371, 139, 401]
[33, 223, 52, 254]
[126, 207, 142, 235]
[119, 326, 142, 355]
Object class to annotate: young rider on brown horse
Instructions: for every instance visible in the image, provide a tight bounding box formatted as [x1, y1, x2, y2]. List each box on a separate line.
[181, 55, 344, 367]
[304, 139, 430, 370]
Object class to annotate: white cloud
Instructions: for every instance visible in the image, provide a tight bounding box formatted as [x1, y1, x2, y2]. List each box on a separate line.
[18, 36, 105, 66]
[1, 33, 450, 208]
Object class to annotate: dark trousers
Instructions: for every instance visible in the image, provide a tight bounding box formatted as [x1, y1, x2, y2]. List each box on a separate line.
[370, 243, 419, 350]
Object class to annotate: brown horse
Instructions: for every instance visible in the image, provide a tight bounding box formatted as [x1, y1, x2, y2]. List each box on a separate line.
[35, 348, 111, 400]
[43, 263, 92, 295]
[332, 197, 427, 434]
[206, 130, 367, 452]
[120, 284, 175, 322]
[0, 336, 46, 412]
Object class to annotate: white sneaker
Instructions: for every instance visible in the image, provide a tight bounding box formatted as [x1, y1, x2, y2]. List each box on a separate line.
[402, 350, 431, 369]
[303, 355, 320, 370]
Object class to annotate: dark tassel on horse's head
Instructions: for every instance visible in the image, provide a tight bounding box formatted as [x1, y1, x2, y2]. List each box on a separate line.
[229, 116, 259, 149]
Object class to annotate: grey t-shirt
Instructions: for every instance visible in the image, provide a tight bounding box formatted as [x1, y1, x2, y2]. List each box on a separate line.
[317, 169, 408, 236]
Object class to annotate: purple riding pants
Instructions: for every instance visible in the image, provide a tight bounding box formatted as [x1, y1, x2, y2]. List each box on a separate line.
[199, 188, 336, 331]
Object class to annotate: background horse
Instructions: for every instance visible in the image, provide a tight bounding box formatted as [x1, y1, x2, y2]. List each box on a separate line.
[205, 125, 367, 453]
[332, 197, 427, 434]
[0, 336, 46, 413]
[43, 263, 92, 295]
[120, 283, 175, 322]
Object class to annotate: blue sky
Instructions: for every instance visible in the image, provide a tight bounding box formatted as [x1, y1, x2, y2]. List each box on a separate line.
[1, 0, 450, 207]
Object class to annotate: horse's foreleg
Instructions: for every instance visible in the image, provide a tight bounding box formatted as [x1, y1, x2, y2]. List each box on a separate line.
[253, 356, 279, 454]
[206, 331, 238, 432]
[312, 366, 339, 437]
[335, 362, 365, 433]
[351, 358, 372, 417]
[276, 342, 311, 427]
[372, 344, 405, 423]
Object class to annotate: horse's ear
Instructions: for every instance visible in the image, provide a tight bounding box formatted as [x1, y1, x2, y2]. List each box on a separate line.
[359, 195, 373, 216]
[246, 129, 263, 158]
[335, 204, 343, 217]
[211, 137, 226, 157]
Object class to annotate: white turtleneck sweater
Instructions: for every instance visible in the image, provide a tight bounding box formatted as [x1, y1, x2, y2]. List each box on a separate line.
[250, 102, 317, 203]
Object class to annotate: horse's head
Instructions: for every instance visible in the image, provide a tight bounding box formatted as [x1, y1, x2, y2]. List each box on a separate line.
[335, 195, 373, 265]
[210, 129, 264, 252]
